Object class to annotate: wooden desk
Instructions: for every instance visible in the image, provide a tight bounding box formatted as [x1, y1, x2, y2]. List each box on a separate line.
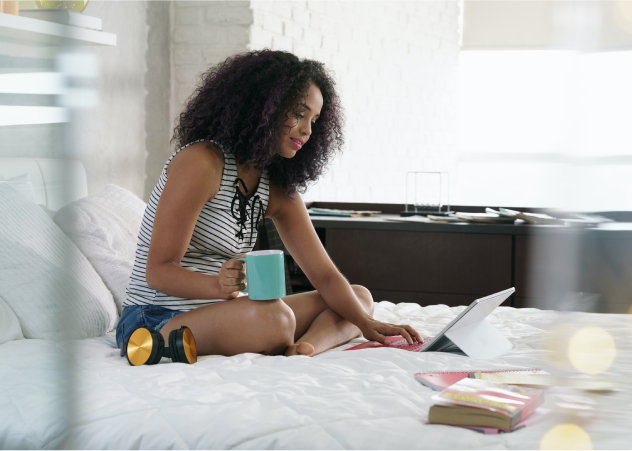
[303, 215, 631, 312]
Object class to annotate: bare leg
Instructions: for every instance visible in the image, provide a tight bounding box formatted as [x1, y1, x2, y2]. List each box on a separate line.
[159, 296, 297, 357]
[283, 285, 375, 356]
[159, 285, 374, 358]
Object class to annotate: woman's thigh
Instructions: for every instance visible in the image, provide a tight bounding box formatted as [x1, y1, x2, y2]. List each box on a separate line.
[159, 296, 296, 357]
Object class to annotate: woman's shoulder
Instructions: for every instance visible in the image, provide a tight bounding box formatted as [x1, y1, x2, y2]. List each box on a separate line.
[167, 141, 225, 177]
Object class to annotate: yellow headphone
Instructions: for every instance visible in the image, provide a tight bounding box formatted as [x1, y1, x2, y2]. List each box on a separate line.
[124, 325, 197, 366]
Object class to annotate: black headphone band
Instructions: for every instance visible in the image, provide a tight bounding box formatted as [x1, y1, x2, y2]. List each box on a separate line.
[168, 327, 179, 362]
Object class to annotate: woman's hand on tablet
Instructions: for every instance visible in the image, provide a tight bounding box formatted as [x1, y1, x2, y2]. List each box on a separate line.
[358, 318, 422, 346]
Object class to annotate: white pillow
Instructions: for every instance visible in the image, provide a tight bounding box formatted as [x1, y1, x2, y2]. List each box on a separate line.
[54, 184, 147, 314]
[0, 294, 25, 344]
[0, 172, 37, 204]
[0, 184, 118, 340]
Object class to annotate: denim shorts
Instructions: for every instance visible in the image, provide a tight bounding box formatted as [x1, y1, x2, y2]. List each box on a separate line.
[116, 304, 186, 349]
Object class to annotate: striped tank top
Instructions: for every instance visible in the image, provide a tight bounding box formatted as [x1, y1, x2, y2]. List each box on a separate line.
[123, 139, 270, 311]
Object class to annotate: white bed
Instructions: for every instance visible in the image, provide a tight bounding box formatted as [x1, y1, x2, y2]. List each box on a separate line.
[1, 159, 631, 449]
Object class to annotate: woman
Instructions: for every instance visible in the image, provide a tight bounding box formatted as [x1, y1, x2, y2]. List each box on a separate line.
[117, 50, 421, 357]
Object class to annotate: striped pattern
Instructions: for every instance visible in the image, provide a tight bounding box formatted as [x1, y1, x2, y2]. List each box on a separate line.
[123, 140, 270, 311]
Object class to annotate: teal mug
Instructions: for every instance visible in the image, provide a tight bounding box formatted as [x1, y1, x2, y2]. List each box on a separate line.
[237, 250, 286, 300]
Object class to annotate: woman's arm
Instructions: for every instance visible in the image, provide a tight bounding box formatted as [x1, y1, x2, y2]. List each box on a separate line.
[145, 143, 244, 300]
[267, 184, 422, 345]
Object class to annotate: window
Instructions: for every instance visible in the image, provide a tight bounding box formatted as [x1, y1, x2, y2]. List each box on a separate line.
[455, 50, 632, 211]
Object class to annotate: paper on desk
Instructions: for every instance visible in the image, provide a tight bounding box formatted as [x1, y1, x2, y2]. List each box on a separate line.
[383, 216, 433, 223]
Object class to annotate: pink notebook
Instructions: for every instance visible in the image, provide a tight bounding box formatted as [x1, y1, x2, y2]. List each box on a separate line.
[414, 368, 547, 391]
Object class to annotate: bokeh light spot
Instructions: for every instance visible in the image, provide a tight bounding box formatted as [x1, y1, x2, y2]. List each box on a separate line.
[540, 424, 592, 450]
[542, 323, 575, 370]
[568, 327, 616, 375]
[617, 1, 632, 23]
[615, 1, 632, 33]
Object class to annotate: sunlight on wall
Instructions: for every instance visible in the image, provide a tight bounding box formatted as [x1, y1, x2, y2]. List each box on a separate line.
[456, 50, 632, 211]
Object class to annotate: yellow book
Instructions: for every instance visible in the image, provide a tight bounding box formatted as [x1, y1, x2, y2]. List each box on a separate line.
[429, 404, 516, 430]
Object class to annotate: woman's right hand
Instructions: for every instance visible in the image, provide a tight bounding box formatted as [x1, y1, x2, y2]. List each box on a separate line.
[218, 255, 246, 298]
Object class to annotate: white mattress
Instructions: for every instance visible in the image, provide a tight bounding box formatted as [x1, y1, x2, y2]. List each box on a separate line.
[1, 301, 631, 449]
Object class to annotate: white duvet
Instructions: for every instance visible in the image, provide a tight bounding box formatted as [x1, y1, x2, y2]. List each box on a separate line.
[1, 302, 631, 449]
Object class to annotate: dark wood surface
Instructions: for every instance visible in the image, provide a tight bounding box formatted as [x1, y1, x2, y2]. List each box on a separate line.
[310, 215, 551, 236]
[327, 229, 512, 297]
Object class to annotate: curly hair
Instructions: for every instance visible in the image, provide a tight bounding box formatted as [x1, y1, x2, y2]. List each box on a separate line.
[172, 50, 345, 195]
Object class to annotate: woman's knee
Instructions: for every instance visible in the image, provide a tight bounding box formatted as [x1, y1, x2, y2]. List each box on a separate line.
[247, 298, 296, 351]
[351, 285, 375, 316]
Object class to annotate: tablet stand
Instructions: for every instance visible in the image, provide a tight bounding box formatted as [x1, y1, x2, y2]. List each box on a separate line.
[443, 318, 513, 359]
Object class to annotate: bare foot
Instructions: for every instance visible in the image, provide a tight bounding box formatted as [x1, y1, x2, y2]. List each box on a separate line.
[284, 342, 315, 357]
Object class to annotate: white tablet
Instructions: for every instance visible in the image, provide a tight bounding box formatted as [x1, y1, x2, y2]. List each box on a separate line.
[420, 287, 515, 358]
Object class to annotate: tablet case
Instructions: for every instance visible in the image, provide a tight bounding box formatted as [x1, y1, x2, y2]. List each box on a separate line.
[421, 288, 515, 359]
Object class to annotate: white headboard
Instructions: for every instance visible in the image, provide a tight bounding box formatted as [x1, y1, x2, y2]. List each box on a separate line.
[0, 158, 88, 211]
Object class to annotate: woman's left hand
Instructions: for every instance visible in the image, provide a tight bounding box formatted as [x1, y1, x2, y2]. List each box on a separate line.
[357, 317, 423, 346]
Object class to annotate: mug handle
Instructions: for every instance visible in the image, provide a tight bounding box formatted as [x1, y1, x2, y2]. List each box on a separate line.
[237, 257, 248, 292]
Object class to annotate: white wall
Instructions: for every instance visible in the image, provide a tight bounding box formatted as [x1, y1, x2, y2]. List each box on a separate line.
[248, 0, 461, 203]
[170, 1, 251, 127]
[171, 0, 461, 204]
[0, 1, 168, 202]
[78, 0, 150, 198]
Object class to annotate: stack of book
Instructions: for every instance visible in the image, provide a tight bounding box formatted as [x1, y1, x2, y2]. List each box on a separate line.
[426, 378, 544, 433]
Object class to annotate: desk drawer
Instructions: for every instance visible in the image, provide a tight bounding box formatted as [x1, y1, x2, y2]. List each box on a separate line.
[326, 229, 512, 296]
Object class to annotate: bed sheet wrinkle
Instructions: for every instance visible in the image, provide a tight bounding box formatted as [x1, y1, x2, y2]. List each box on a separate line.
[192, 396, 314, 449]
[232, 422, 346, 450]
[153, 404, 202, 450]
[0, 389, 43, 450]
[66, 409, 190, 450]
[320, 417, 432, 450]
[1, 360, 72, 448]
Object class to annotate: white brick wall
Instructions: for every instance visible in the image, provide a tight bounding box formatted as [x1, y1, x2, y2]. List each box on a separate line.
[249, 0, 460, 203]
[170, 1, 252, 127]
[171, 0, 460, 204]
